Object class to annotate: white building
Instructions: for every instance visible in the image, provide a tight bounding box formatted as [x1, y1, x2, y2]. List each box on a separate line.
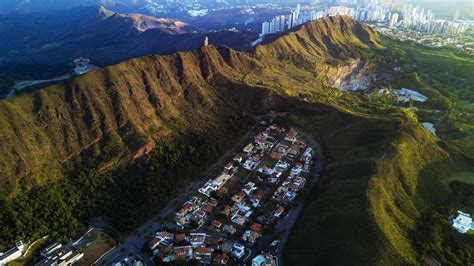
[40, 242, 62, 258]
[35, 246, 84, 266]
[198, 172, 232, 196]
[389, 13, 399, 28]
[452, 210, 473, 233]
[0, 241, 24, 266]
[453, 10, 460, 21]
[252, 252, 277, 266]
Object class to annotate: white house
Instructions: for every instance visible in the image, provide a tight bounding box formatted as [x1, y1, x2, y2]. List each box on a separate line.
[243, 143, 255, 154]
[452, 210, 473, 234]
[198, 173, 232, 196]
[252, 252, 277, 266]
[274, 160, 289, 172]
[0, 241, 24, 266]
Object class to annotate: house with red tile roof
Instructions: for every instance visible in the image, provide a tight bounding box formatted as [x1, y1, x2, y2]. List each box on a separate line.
[232, 191, 246, 204]
[213, 252, 229, 265]
[173, 246, 193, 261]
[274, 206, 285, 218]
[194, 247, 214, 264]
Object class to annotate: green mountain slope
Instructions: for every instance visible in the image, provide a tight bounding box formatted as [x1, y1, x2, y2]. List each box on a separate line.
[0, 16, 380, 197]
[0, 47, 253, 195]
[257, 15, 381, 58]
[283, 109, 473, 264]
[367, 124, 449, 263]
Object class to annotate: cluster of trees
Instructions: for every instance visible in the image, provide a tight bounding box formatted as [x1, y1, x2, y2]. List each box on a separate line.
[0, 178, 87, 249]
[414, 209, 474, 264]
[101, 133, 234, 231]
[0, 112, 254, 250]
[414, 181, 474, 264]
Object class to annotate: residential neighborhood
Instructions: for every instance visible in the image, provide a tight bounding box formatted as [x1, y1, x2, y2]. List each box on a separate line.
[140, 122, 317, 265]
[2, 119, 320, 266]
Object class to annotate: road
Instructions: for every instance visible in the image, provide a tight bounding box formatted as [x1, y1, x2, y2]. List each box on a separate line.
[96, 116, 266, 265]
[6, 74, 72, 98]
[273, 127, 324, 266]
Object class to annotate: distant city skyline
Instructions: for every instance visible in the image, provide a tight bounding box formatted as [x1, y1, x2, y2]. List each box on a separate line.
[259, 1, 472, 38]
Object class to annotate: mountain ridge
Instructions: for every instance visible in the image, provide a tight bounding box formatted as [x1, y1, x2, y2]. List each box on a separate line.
[97, 6, 199, 34]
[257, 15, 382, 58]
[0, 16, 378, 196]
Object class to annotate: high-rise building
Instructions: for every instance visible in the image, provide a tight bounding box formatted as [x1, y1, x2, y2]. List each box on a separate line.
[260, 1, 469, 38]
[453, 10, 460, 21]
[389, 13, 398, 28]
[277, 15, 286, 31]
[295, 4, 301, 21]
[260, 21, 270, 36]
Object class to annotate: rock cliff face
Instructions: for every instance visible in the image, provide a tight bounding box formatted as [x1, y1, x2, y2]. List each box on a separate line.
[326, 59, 378, 91]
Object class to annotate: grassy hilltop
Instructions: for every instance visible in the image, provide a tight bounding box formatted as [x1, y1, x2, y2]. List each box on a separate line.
[0, 16, 472, 264]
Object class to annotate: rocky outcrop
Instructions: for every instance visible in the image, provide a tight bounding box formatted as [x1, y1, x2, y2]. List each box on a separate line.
[326, 59, 378, 91]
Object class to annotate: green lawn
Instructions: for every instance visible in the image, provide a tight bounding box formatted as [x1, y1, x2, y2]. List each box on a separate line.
[442, 171, 474, 187]
[396, 43, 474, 67]
[393, 43, 474, 94]
[263, 157, 278, 168]
[80, 231, 116, 265]
[235, 167, 251, 178]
